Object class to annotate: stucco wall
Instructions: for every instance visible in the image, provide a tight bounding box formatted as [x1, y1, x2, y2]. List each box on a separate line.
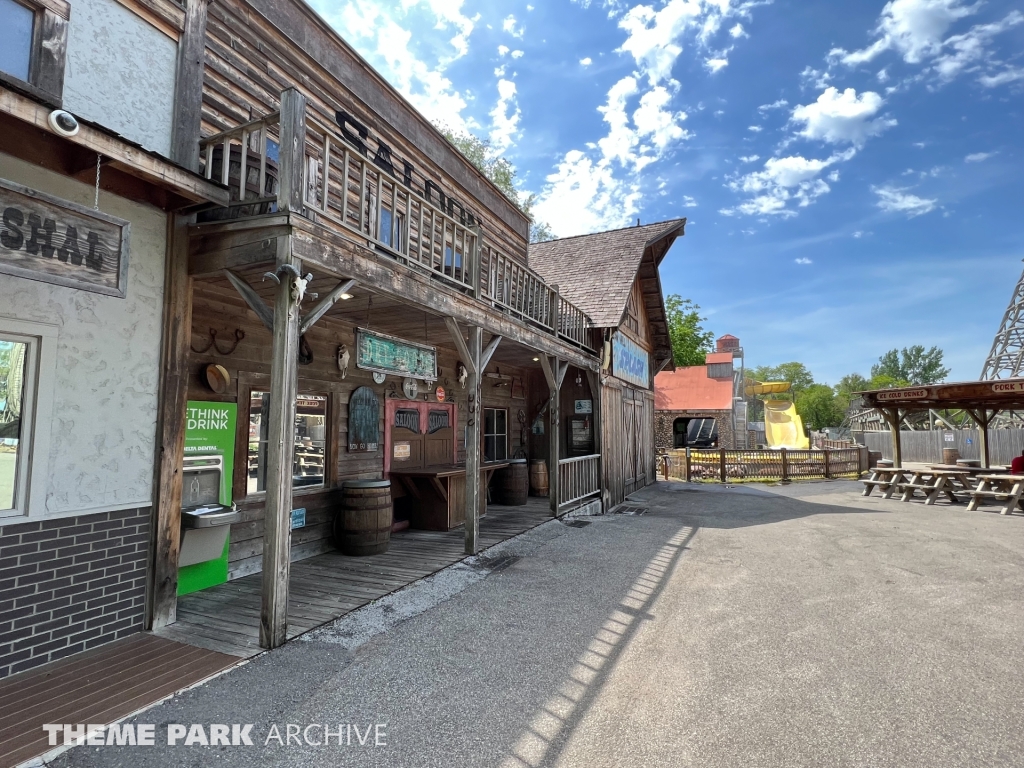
[63, 0, 177, 156]
[0, 152, 166, 515]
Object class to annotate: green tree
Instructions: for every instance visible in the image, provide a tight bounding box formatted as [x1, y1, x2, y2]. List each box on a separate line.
[434, 123, 554, 243]
[796, 384, 845, 430]
[665, 295, 715, 367]
[871, 345, 949, 385]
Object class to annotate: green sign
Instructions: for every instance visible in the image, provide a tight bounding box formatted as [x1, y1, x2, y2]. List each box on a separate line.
[356, 328, 437, 380]
[184, 401, 237, 505]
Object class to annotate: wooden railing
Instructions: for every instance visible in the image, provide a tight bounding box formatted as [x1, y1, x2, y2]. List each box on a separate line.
[559, 454, 601, 507]
[663, 448, 863, 483]
[197, 92, 596, 353]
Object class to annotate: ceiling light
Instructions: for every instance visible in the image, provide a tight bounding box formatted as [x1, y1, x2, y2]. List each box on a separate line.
[532, 357, 539, 362]
[340, 293, 353, 300]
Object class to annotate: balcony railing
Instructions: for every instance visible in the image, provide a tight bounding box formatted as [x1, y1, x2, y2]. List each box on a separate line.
[559, 454, 601, 507]
[198, 91, 596, 353]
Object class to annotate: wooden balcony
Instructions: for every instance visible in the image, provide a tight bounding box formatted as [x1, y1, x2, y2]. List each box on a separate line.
[197, 93, 596, 354]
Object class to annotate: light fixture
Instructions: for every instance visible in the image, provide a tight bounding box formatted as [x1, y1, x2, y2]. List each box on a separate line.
[340, 292, 353, 300]
[532, 357, 539, 362]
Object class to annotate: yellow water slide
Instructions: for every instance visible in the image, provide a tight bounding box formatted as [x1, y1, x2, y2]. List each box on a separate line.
[763, 399, 810, 450]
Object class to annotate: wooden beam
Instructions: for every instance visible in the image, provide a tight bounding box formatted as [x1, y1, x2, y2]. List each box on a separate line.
[543, 355, 565, 516]
[169, 0, 208, 171]
[148, 213, 194, 629]
[444, 317, 476, 375]
[224, 269, 274, 332]
[465, 326, 483, 554]
[480, 334, 502, 371]
[260, 242, 301, 650]
[586, 370, 604, 510]
[299, 278, 356, 335]
[0, 86, 229, 205]
[277, 88, 306, 215]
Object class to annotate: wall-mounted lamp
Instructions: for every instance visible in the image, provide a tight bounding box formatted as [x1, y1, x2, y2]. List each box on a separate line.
[340, 293, 354, 300]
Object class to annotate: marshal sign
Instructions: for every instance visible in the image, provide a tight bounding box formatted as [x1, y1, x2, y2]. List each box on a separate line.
[0, 179, 130, 298]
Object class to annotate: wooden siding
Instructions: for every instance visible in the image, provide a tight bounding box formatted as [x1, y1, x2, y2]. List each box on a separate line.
[620, 276, 652, 348]
[199, 0, 528, 259]
[601, 378, 656, 509]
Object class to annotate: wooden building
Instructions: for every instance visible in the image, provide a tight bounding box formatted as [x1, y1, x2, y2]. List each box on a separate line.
[530, 220, 684, 509]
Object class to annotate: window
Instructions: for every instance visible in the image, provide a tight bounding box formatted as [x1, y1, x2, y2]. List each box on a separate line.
[0, 0, 33, 82]
[379, 208, 404, 250]
[0, 0, 67, 102]
[483, 408, 507, 462]
[247, 392, 327, 494]
[0, 320, 55, 519]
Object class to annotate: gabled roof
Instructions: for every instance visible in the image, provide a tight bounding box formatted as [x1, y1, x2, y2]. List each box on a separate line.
[655, 366, 734, 411]
[528, 219, 686, 328]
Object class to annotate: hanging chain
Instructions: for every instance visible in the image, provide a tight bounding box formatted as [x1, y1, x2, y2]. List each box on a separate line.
[93, 154, 102, 210]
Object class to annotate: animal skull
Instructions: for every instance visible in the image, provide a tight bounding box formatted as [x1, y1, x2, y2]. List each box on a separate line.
[291, 273, 312, 304]
[456, 361, 468, 389]
[337, 345, 351, 378]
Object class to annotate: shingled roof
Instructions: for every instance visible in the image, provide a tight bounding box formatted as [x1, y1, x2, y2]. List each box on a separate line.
[528, 219, 685, 328]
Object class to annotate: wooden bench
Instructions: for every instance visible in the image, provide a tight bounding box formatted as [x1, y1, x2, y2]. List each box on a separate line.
[860, 467, 907, 499]
[966, 474, 1024, 515]
[897, 470, 973, 505]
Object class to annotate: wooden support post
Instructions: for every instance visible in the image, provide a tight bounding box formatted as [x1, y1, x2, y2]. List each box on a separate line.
[540, 355, 567, 516]
[663, 455, 669, 481]
[148, 213, 194, 630]
[464, 326, 482, 555]
[966, 408, 994, 468]
[685, 448, 691, 482]
[170, 0, 209, 171]
[259, 243, 301, 650]
[781, 448, 789, 483]
[585, 370, 604, 509]
[278, 88, 307, 214]
[719, 448, 727, 482]
[824, 449, 831, 479]
[887, 408, 903, 467]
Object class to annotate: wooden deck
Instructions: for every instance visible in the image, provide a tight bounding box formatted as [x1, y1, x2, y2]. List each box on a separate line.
[0, 634, 237, 768]
[156, 499, 553, 658]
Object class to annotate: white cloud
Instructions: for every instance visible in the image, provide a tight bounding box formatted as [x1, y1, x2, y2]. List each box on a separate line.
[790, 87, 896, 146]
[852, 230, 865, 238]
[580, 57, 593, 66]
[964, 151, 996, 162]
[932, 12, 1024, 82]
[979, 66, 1024, 87]
[511, 50, 525, 59]
[722, 151, 853, 217]
[739, 154, 760, 163]
[502, 14, 523, 38]
[497, 44, 510, 56]
[729, 23, 748, 38]
[873, 184, 938, 216]
[324, 1, 479, 133]
[633, 86, 692, 152]
[830, 0, 979, 66]
[748, 125, 763, 132]
[705, 57, 729, 72]
[758, 99, 789, 112]
[489, 79, 520, 155]
[532, 150, 643, 237]
[800, 66, 833, 90]
[681, 195, 697, 206]
[794, 257, 813, 264]
[877, 67, 890, 82]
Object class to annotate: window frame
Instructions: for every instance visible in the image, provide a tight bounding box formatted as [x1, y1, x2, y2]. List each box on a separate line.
[0, 317, 57, 520]
[0, 0, 69, 105]
[242, 385, 331, 500]
[483, 407, 508, 463]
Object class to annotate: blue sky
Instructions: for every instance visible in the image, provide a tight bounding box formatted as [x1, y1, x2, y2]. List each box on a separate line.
[310, 0, 1024, 385]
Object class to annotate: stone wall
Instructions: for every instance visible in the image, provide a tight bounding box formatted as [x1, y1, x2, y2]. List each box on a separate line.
[655, 409, 735, 451]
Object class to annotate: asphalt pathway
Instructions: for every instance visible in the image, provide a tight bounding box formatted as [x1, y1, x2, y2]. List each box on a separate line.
[51, 480, 1024, 768]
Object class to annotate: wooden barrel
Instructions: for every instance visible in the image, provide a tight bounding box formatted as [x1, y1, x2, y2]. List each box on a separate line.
[943, 447, 960, 465]
[493, 459, 529, 506]
[529, 459, 549, 498]
[336, 480, 392, 556]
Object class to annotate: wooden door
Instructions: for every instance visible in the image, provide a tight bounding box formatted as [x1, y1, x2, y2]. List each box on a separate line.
[424, 407, 454, 466]
[384, 400, 457, 473]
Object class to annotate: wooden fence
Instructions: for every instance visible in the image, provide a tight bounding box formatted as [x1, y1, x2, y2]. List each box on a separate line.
[663, 448, 862, 483]
[856, 429, 1024, 465]
[559, 454, 601, 507]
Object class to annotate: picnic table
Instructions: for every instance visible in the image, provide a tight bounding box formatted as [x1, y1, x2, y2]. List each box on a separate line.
[966, 474, 1024, 515]
[860, 466, 908, 499]
[898, 469, 974, 505]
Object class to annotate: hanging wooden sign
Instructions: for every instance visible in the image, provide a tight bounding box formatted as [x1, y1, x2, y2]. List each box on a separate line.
[348, 386, 380, 452]
[0, 178, 130, 298]
[356, 328, 437, 380]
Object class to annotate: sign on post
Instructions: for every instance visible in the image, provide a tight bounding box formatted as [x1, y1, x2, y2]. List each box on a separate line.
[356, 328, 437, 380]
[611, 332, 650, 389]
[0, 178, 130, 297]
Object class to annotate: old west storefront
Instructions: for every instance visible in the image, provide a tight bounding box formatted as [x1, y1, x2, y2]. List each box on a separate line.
[530, 221, 683, 509]
[147, 0, 610, 653]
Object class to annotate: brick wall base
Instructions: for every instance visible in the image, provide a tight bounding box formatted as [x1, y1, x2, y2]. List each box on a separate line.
[655, 409, 735, 451]
[0, 507, 151, 678]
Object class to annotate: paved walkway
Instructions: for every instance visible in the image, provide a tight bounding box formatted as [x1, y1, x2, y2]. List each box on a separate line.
[50, 480, 1024, 768]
